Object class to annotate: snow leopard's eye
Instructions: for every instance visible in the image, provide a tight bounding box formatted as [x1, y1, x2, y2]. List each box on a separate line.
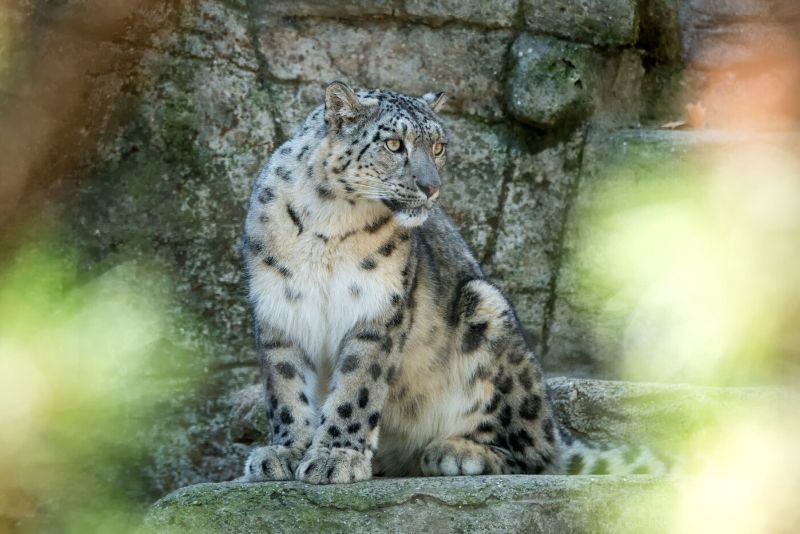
[385, 139, 403, 153]
[432, 142, 446, 157]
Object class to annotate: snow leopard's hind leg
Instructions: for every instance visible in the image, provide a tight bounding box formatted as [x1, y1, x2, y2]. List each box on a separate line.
[420, 279, 561, 476]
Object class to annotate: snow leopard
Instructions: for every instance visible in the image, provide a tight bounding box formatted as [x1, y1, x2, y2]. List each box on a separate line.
[240, 82, 664, 483]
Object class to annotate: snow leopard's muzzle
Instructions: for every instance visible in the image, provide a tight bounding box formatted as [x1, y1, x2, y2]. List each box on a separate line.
[384, 148, 441, 227]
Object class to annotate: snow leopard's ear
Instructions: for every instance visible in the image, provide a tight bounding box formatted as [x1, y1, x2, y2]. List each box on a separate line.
[421, 91, 447, 113]
[325, 81, 363, 132]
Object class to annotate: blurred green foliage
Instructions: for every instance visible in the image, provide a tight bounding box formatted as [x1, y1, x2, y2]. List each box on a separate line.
[573, 136, 800, 532]
[576, 140, 800, 386]
[0, 240, 198, 532]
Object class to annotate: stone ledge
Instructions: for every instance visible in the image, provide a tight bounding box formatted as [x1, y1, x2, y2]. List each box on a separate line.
[144, 475, 675, 533]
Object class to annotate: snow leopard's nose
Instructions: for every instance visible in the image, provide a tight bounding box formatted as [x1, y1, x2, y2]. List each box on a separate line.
[416, 181, 440, 200]
[410, 147, 441, 200]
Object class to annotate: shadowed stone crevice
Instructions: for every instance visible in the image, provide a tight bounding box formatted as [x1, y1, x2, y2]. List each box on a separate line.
[256, 1, 522, 31]
[478, 141, 514, 267]
[636, 0, 682, 64]
[539, 125, 590, 362]
[245, 0, 286, 141]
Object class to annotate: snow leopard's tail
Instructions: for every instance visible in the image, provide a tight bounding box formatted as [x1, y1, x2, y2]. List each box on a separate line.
[558, 432, 675, 475]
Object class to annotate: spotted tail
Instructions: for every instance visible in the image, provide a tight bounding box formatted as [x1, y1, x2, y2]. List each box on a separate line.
[558, 434, 675, 475]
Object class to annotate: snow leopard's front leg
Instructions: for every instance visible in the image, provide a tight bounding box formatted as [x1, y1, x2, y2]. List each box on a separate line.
[295, 319, 400, 484]
[243, 327, 317, 481]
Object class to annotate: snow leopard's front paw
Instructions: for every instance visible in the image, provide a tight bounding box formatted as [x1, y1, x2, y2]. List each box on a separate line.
[243, 445, 303, 481]
[295, 446, 372, 484]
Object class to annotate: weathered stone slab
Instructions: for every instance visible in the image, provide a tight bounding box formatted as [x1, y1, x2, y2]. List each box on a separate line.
[522, 0, 639, 47]
[681, 21, 797, 71]
[547, 377, 792, 445]
[590, 50, 645, 127]
[679, 0, 800, 68]
[144, 475, 676, 533]
[680, 0, 799, 24]
[255, 18, 512, 119]
[176, 0, 259, 72]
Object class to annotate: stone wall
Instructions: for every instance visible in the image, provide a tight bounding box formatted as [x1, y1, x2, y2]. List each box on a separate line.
[2, 0, 797, 499]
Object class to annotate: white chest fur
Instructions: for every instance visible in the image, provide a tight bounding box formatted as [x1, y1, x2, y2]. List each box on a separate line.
[249, 233, 401, 368]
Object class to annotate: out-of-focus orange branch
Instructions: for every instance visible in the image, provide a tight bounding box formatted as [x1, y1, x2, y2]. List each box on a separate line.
[0, 0, 160, 228]
[683, 6, 800, 131]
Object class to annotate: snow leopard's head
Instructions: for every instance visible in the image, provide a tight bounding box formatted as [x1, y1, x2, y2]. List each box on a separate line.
[323, 81, 448, 227]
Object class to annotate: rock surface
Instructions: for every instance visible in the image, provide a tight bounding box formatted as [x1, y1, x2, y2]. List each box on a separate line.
[506, 33, 645, 129]
[507, 35, 598, 128]
[144, 475, 674, 533]
[522, 0, 639, 47]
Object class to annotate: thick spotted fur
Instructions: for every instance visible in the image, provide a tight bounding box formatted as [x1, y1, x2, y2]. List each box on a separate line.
[241, 82, 665, 484]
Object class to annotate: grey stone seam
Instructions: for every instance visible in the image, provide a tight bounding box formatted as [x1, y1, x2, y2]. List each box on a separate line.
[245, 0, 286, 142]
[479, 142, 514, 266]
[540, 124, 590, 360]
[259, 10, 521, 32]
[305, 492, 500, 511]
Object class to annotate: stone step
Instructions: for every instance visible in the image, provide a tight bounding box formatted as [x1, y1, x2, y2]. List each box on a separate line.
[144, 475, 676, 533]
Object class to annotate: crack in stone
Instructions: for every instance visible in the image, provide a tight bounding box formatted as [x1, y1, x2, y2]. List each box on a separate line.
[539, 125, 590, 361]
[245, 0, 285, 142]
[303, 490, 499, 512]
[258, 9, 520, 32]
[479, 140, 514, 266]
